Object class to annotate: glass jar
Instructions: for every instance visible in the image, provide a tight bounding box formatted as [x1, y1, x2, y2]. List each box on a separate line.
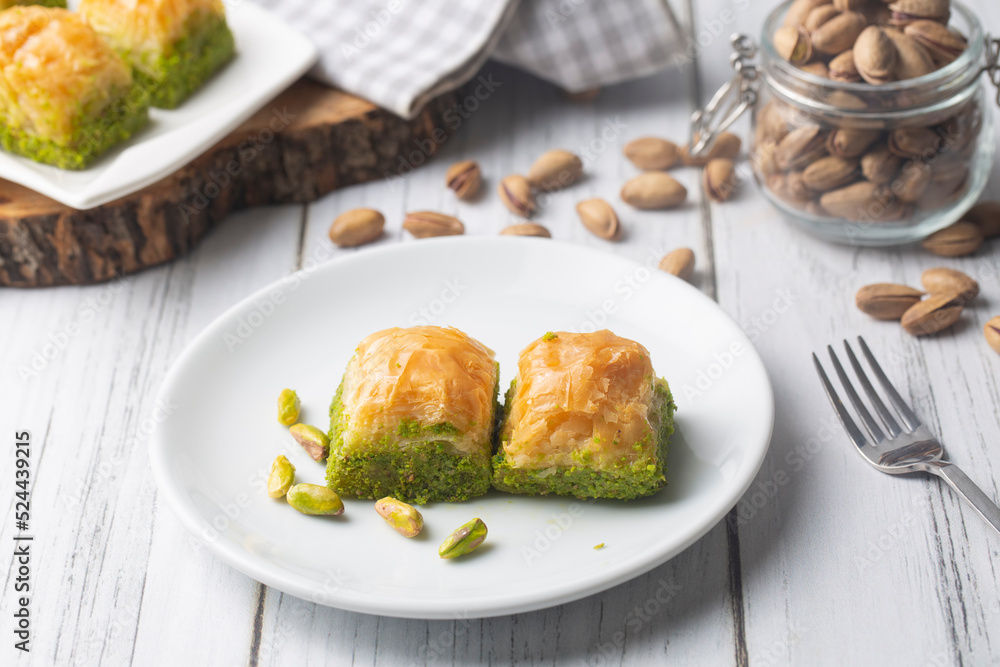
[699, 1, 999, 246]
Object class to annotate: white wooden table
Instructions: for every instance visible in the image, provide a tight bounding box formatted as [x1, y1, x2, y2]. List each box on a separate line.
[4, 0, 1000, 664]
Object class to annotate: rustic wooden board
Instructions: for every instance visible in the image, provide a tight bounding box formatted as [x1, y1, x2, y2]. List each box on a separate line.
[0, 79, 458, 288]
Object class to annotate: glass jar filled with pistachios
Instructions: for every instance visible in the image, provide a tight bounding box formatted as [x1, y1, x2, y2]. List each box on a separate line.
[696, 0, 999, 245]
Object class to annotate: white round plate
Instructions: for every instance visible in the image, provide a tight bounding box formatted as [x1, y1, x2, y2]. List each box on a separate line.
[150, 238, 774, 619]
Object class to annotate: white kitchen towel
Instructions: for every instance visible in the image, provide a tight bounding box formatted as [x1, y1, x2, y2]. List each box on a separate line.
[251, 0, 685, 118]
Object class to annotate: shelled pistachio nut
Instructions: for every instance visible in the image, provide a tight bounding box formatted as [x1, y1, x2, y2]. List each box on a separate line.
[374, 497, 423, 537]
[856, 283, 924, 320]
[286, 484, 345, 516]
[403, 211, 465, 238]
[277, 388, 300, 426]
[438, 518, 488, 559]
[854, 26, 898, 85]
[527, 149, 583, 190]
[704, 158, 738, 202]
[904, 20, 967, 66]
[576, 198, 621, 240]
[901, 293, 963, 336]
[499, 222, 551, 238]
[498, 174, 536, 217]
[658, 248, 695, 280]
[623, 137, 681, 170]
[267, 455, 296, 499]
[811, 11, 866, 55]
[921, 267, 979, 303]
[445, 160, 481, 200]
[803, 156, 860, 192]
[620, 173, 687, 210]
[289, 423, 330, 462]
[328, 208, 385, 248]
[985, 316, 1000, 354]
[682, 131, 741, 166]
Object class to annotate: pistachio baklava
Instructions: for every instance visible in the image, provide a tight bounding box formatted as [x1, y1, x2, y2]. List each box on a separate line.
[326, 326, 499, 504]
[493, 330, 675, 500]
[0, 7, 148, 169]
[79, 0, 235, 109]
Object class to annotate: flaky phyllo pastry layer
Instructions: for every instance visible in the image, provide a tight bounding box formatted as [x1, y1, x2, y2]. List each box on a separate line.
[493, 330, 675, 500]
[327, 326, 499, 504]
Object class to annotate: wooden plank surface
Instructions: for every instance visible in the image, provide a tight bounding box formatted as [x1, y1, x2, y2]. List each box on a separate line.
[2, 0, 999, 664]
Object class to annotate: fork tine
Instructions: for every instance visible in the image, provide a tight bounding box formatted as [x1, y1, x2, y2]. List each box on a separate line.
[857, 336, 921, 431]
[812, 353, 868, 450]
[842, 340, 903, 438]
[826, 345, 885, 444]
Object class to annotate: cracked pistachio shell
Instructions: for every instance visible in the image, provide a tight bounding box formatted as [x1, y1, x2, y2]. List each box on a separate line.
[403, 211, 464, 238]
[921, 267, 979, 303]
[286, 484, 345, 516]
[527, 149, 583, 190]
[901, 293, 963, 336]
[498, 174, 536, 217]
[775, 25, 813, 65]
[854, 26, 898, 85]
[985, 317, 1000, 354]
[921, 221, 983, 257]
[811, 11, 866, 55]
[576, 198, 621, 240]
[375, 497, 424, 537]
[267, 455, 296, 499]
[289, 423, 330, 462]
[328, 208, 384, 248]
[623, 137, 680, 170]
[277, 388, 300, 426]
[658, 248, 695, 280]
[445, 160, 481, 200]
[856, 283, 924, 320]
[620, 173, 687, 210]
[438, 518, 488, 559]
[963, 201, 1000, 238]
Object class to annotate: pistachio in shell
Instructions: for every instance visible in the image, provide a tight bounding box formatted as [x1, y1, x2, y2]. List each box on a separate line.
[963, 201, 1000, 238]
[620, 173, 687, 210]
[888, 127, 941, 158]
[827, 128, 880, 159]
[803, 156, 860, 192]
[403, 211, 465, 238]
[776, 125, 828, 171]
[811, 11, 867, 55]
[805, 4, 840, 32]
[445, 160, 481, 200]
[891, 160, 932, 203]
[856, 283, 924, 320]
[784, 0, 834, 28]
[499, 223, 551, 238]
[854, 26, 899, 85]
[921, 267, 979, 303]
[328, 208, 385, 248]
[623, 137, 680, 170]
[818, 181, 880, 219]
[681, 132, 741, 167]
[985, 317, 1000, 354]
[888, 0, 950, 27]
[527, 149, 583, 190]
[658, 248, 695, 280]
[497, 174, 536, 217]
[703, 158, 739, 202]
[799, 62, 830, 78]
[861, 145, 902, 185]
[774, 25, 813, 65]
[576, 198, 622, 240]
[921, 221, 983, 257]
[904, 20, 967, 66]
[916, 165, 968, 210]
[828, 50, 862, 83]
[883, 28, 935, 81]
[901, 293, 964, 336]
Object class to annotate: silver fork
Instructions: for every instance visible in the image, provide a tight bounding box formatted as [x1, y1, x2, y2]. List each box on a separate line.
[813, 336, 1000, 536]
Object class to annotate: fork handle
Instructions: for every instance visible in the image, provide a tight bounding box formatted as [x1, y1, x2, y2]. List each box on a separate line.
[929, 463, 1000, 536]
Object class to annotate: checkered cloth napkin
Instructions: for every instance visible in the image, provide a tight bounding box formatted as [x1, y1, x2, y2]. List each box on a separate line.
[252, 0, 684, 118]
